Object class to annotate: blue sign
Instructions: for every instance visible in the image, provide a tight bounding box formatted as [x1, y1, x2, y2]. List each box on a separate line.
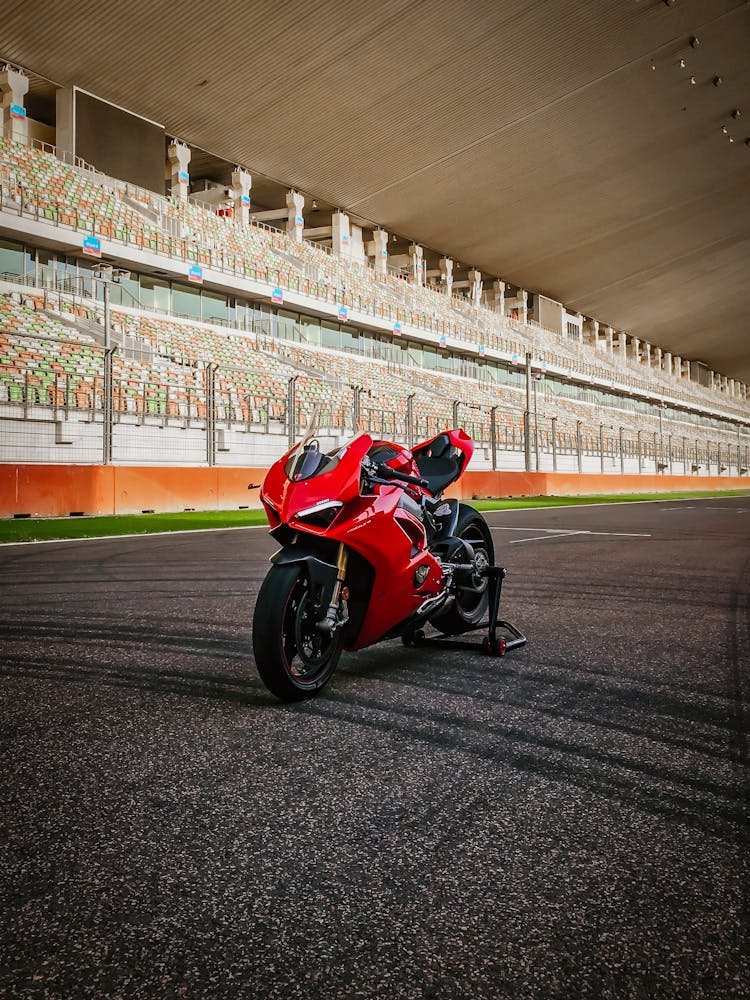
[240, 194, 251, 206]
[178, 170, 189, 184]
[439, 334, 447, 346]
[294, 215, 303, 227]
[393, 320, 402, 334]
[381, 249, 388, 258]
[479, 344, 485, 355]
[271, 287, 283, 304]
[188, 263, 203, 284]
[338, 305, 348, 321]
[82, 235, 101, 257]
[10, 104, 26, 120]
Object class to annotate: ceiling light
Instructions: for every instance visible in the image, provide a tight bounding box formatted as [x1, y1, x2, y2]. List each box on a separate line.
[732, 109, 741, 120]
[729, 135, 735, 143]
[679, 58, 686, 69]
[721, 125, 729, 134]
[650, 60, 656, 71]
[311, 200, 318, 209]
[713, 75, 723, 87]
[689, 75, 696, 85]
[690, 36, 700, 48]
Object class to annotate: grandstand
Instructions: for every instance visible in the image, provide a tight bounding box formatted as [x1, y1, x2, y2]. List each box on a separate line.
[0, 35, 748, 513]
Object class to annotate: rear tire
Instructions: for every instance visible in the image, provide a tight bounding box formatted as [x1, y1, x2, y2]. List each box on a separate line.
[252, 564, 343, 702]
[429, 504, 494, 635]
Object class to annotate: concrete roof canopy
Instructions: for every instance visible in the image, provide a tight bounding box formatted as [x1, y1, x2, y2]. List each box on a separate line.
[2, 0, 749, 377]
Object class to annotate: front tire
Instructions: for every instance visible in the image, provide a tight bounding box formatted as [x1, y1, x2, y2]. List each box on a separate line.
[429, 504, 494, 635]
[252, 564, 343, 702]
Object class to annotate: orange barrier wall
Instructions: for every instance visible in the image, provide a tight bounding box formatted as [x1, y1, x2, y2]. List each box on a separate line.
[448, 470, 750, 500]
[0, 465, 267, 518]
[1, 464, 748, 518]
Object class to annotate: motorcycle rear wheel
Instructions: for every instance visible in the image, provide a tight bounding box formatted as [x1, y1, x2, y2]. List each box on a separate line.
[429, 504, 495, 635]
[252, 564, 343, 702]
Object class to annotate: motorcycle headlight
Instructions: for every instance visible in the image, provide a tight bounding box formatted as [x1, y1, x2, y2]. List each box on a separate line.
[294, 500, 343, 528]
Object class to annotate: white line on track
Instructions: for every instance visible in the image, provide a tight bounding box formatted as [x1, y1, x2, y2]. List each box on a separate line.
[698, 507, 748, 511]
[507, 530, 587, 545]
[490, 527, 651, 537]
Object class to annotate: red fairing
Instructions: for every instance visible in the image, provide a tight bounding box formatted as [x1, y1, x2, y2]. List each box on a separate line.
[261, 434, 372, 528]
[325, 487, 443, 650]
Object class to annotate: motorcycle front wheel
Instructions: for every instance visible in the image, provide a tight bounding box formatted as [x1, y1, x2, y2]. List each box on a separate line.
[252, 564, 344, 702]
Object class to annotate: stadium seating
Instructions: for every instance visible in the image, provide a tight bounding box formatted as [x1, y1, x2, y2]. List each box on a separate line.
[0, 129, 747, 477]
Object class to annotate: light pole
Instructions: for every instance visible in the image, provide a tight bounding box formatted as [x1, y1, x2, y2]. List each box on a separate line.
[92, 265, 130, 348]
[658, 401, 666, 469]
[532, 373, 544, 471]
[524, 352, 532, 472]
[599, 423, 612, 475]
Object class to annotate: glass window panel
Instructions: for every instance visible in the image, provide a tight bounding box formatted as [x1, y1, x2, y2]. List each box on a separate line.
[202, 289, 229, 325]
[321, 321, 340, 350]
[171, 282, 200, 319]
[299, 315, 321, 346]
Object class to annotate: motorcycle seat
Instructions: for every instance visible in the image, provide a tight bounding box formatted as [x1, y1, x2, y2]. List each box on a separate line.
[412, 434, 464, 496]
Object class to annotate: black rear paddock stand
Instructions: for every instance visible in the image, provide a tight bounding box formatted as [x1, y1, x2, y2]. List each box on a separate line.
[402, 565, 527, 657]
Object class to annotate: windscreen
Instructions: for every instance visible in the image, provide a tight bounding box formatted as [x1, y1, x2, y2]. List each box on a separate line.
[283, 407, 348, 481]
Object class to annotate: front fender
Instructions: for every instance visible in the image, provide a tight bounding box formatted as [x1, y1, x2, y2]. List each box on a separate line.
[270, 546, 339, 612]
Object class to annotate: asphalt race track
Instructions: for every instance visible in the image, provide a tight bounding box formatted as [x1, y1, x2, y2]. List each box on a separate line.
[1, 498, 749, 999]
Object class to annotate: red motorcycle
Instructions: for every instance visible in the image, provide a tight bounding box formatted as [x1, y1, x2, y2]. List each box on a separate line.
[252, 420, 525, 701]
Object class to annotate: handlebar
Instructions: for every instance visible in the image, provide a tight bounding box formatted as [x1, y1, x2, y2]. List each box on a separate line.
[375, 464, 428, 488]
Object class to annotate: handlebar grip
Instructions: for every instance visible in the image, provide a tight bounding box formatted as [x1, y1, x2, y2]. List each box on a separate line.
[376, 465, 428, 487]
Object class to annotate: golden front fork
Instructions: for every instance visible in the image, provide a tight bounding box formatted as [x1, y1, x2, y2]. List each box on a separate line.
[332, 542, 349, 604]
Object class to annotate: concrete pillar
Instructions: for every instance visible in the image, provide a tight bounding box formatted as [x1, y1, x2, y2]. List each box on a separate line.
[0, 68, 29, 143]
[440, 257, 454, 296]
[492, 279, 505, 315]
[674, 355, 682, 379]
[231, 169, 252, 226]
[643, 342, 651, 369]
[55, 87, 74, 158]
[629, 337, 641, 364]
[167, 141, 191, 201]
[366, 229, 389, 275]
[654, 346, 663, 371]
[618, 333, 627, 361]
[409, 244, 424, 285]
[286, 191, 304, 242]
[584, 318, 599, 350]
[468, 269, 482, 305]
[664, 351, 672, 377]
[331, 211, 351, 256]
[507, 290, 527, 323]
[605, 326, 615, 355]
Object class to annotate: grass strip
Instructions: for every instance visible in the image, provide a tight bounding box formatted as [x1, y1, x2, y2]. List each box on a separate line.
[468, 488, 750, 512]
[0, 509, 268, 543]
[1, 489, 748, 544]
